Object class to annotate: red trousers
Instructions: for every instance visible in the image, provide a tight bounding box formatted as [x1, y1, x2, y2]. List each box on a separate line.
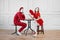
[14, 22, 27, 32]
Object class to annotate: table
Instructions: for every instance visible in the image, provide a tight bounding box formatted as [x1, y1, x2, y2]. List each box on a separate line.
[24, 19, 35, 35]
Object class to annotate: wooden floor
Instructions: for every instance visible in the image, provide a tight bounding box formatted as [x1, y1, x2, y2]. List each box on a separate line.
[0, 29, 60, 40]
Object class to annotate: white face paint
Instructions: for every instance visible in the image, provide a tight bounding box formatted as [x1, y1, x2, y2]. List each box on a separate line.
[20, 9, 23, 13]
[35, 7, 39, 12]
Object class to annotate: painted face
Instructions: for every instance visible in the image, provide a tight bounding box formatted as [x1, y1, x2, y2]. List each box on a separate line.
[35, 7, 39, 13]
[35, 7, 39, 12]
[20, 9, 23, 12]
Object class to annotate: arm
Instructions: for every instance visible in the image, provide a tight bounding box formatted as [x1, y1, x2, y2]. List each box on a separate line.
[29, 9, 34, 15]
[29, 14, 34, 19]
[29, 9, 36, 20]
[22, 14, 25, 20]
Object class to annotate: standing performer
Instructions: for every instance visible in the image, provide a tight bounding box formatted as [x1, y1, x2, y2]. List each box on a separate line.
[13, 7, 27, 35]
[29, 7, 44, 36]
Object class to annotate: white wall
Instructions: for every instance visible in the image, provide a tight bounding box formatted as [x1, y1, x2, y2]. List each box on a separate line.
[0, 0, 60, 30]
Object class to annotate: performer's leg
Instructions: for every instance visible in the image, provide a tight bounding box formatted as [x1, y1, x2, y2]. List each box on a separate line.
[16, 22, 27, 35]
[32, 21, 37, 37]
[17, 22, 27, 32]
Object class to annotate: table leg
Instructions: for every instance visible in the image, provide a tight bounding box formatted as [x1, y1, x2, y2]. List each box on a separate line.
[30, 27, 35, 33]
[24, 27, 29, 35]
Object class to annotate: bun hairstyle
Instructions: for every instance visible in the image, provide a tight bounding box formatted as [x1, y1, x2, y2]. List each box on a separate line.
[35, 7, 39, 12]
[19, 7, 23, 12]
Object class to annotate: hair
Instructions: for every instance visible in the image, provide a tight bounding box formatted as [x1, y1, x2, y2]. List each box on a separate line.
[35, 7, 39, 12]
[19, 7, 23, 12]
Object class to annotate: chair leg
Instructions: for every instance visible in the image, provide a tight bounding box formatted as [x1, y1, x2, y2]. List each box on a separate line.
[15, 26, 17, 33]
[12, 26, 19, 35]
[37, 26, 39, 34]
[37, 25, 44, 34]
[41, 25, 44, 34]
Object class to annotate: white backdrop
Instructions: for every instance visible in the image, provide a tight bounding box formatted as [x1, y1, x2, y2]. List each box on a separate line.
[0, 0, 60, 30]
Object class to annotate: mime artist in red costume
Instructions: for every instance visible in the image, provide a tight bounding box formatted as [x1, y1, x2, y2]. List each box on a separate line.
[29, 7, 44, 36]
[13, 7, 27, 35]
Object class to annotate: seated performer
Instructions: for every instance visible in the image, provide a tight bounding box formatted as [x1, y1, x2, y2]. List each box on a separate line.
[13, 7, 27, 35]
[29, 7, 44, 36]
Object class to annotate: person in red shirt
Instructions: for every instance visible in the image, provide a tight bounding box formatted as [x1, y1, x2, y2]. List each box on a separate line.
[29, 7, 44, 36]
[14, 7, 27, 35]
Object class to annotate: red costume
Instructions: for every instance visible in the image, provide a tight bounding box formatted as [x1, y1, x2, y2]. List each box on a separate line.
[14, 7, 27, 32]
[29, 10, 43, 26]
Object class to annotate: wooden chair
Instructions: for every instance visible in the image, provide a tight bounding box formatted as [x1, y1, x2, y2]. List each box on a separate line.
[37, 25, 44, 34]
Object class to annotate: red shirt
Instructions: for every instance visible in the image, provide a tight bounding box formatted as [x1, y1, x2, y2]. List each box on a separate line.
[34, 12, 40, 19]
[14, 12, 25, 25]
